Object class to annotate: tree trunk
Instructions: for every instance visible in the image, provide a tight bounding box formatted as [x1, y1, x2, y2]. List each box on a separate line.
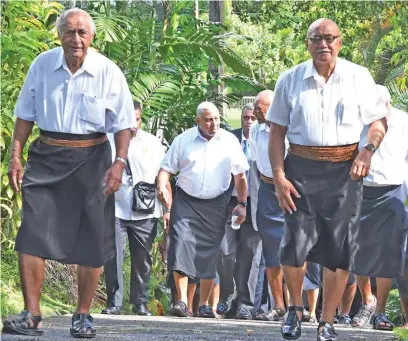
[193, 0, 199, 19]
[208, 0, 225, 115]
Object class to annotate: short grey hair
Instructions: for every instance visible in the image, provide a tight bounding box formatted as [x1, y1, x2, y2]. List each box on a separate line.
[196, 102, 220, 117]
[376, 84, 391, 103]
[56, 8, 96, 36]
[241, 103, 254, 115]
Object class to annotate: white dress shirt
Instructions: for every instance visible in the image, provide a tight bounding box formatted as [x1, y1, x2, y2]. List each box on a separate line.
[109, 130, 165, 220]
[232, 131, 251, 197]
[267, 58, 388, 146]
[15, 47, 134, 134]
[360, 108, 408, 186]
[161, 127, 249, 199]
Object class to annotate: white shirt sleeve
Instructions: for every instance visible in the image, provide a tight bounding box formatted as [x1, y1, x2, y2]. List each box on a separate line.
[14, 59, 38, 122]
[249, 125, 257, 162]
[161, 136, 180, 175]
[267, 73, 291, 126]
[358, 68, 388, 125]
[230, 136, 250, 175]
[106, 70, 134, 133]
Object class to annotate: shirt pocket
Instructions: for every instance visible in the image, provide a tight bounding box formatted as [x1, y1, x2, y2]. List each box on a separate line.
[79, 94, 106, 129]
[339, 98, 359, 125]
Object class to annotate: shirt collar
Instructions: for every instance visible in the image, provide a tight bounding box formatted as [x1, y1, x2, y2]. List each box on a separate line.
[259, 122, 270, 132]
[194, 126, 222, 141]
[302, 57, 346, 81]
[53, 47, 98, 77]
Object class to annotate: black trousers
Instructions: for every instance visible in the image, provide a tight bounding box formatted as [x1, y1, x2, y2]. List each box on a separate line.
[217, 198, 262, 312]
[104, 217, 158, 307]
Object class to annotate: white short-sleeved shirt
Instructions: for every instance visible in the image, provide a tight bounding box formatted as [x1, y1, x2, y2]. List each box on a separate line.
[109, 130, 165, 220]
[267, 58, 388, 146]
[161, 127, 249, 199]
[250, 122, 289, 178]
[15, 47, 134, 134]
[360, 108, 408, 186]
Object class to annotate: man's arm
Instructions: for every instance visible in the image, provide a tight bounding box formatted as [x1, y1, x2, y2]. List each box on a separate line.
[350, 118, 388, 180]
[8, 118, 34, 192]
[269, 123, 300, 214]
[103, 128, 131, 196]
[231, 172, 248, 225]
[157, 168, 172, 208]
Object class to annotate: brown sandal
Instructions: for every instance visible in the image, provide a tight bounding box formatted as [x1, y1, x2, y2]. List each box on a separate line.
[2, 310, 43, 336]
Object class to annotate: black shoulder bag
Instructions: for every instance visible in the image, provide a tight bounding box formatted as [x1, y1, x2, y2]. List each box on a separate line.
[125, 161, 156, 214]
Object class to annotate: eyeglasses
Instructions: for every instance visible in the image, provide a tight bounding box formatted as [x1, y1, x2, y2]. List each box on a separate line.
[307, 35, 340, 44]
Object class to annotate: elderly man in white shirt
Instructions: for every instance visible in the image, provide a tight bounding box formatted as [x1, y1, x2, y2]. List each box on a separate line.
[268, 18, 388, 341]
[102, 102, 165, 317]
[250, 90, 287, 322]
[157, 102, 249, 318]
[3, 9, 134, 338]
[351, 85, 408, 331]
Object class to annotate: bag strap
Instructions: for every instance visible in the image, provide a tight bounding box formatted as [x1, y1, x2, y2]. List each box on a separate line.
[125, 160, 132, 180]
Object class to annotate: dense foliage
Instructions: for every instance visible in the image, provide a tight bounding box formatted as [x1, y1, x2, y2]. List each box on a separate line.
[1, 0, 407, 319]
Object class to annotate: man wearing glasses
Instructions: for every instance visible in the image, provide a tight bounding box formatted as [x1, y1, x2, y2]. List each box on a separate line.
[268, 18, 388, 341]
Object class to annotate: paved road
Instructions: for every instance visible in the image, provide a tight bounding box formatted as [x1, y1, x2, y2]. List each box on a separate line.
[1, 314, 396, 341]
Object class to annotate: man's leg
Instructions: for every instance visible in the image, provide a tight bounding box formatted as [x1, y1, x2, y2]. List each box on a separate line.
[20, 253, 45, 317]
[306, 288, 319, 320]
[319, 268, 349, 326]
[76, 265, 103, 313]
[235, 219, 262, 318]
[187, 283, 197, 315]
[338, 282, 356, 323]
[103, 218, 127, 313]
[216, 200, 238, 315]
[199, 279, 216, 306]
[267, 266, 286, 311]
[173, 271, 189, 303]
[352, 275, 377, 327]
[127, 218, 158, 314]
[209, 283, 220, 313]
[282, 264, 307, 321]
[372, 277, 393, 329]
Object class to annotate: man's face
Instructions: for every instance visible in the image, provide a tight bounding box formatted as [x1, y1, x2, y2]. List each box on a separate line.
[254, 100, 269, 124]
[241, 109, 256, 135]
[59, 13, 94, 62]
[306, 22, 342, 67]
[131, 109, 142, 138]
[196, 109, 220, 139]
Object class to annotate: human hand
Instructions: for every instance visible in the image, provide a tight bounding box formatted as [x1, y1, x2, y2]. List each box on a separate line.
[8, 156, 23, 193]
[103, 161, 124, 196]
[232, 204, 246, 225]
[274, 176, 301, 214]
[350, 149, 373, 181]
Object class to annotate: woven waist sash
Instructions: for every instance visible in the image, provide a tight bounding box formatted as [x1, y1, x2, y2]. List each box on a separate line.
[39, 133, 107, 148]
[260, 173, 275, 184]
[288, 143, 359, 162]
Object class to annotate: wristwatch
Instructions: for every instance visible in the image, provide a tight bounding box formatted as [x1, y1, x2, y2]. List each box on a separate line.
[364, 143, 377, 153]
[238, 201, 248, 207]
[164, 207, 171, 213]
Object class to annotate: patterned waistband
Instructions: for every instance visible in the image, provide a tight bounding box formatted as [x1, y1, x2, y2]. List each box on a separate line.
[288, 143, 358, 162]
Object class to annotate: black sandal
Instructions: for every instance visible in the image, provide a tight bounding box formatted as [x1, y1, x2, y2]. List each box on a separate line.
[70, 313, 96, 339]
[317, 321, 337, 341]
[281, 305, 303, 340]
[2, 310, 43, 336]
[373, 313, 394, 331]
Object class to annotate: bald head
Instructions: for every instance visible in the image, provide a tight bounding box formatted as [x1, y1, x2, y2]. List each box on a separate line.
[254, 90, 274, 123]
[255, 90, 274, 107]
[307, 18, 340, 38]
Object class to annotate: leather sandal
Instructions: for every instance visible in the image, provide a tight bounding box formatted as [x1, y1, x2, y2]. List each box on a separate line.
[317, 321, 337, 341]
[70, 313, 96, 339]
[281, 305, 303, 340]
[373, 313, 394, 331]
[2, 310, 43, 336]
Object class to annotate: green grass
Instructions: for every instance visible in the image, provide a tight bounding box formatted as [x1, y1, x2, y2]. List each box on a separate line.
[228, 118, 241, 129]
[394, 327, 408, 340]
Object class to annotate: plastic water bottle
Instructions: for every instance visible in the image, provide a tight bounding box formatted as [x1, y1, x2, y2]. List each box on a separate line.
[231, 212, 240, 230]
